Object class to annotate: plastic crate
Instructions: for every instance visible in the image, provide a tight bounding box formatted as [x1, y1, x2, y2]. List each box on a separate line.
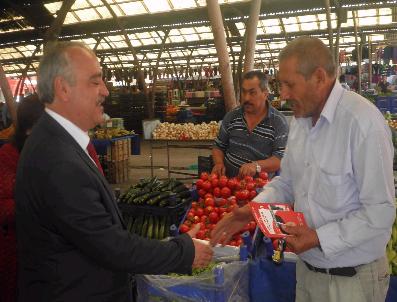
[136, 261, 249, 302]
[118, 195, 192, 239]
[93, 135, 139, 156]
[198, 156, 213, 177]
[389, 97, 397, 110]
[376, 96, 390, 109]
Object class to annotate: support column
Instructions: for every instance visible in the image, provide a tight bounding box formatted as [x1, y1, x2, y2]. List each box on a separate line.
[0, 64, 17, 125]
[324, 0, 334, 56]
[368, 35, 372, 88]
[243, 0, 261, 72]
[101, 0, 148, 97]
[149, 30, 170, 119]
[44, 0, 76, 53]
[353, 10, 362, 94]
[206, 0, 237, 112]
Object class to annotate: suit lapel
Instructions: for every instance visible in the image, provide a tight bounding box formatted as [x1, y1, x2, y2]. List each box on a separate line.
[42, 113, 126, 228]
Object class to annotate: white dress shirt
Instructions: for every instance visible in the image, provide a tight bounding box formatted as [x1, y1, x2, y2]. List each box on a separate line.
[254, 81, 395, 268]
[45, 108, 92, 159]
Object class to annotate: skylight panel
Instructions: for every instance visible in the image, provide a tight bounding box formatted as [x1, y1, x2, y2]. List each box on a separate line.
[72, 0, 90, 10]
[378, 15, 392, 25]
[143, 0, 171, 13]
[146, 53, 157, 59]
[208, 48, 217, 54]
[256, 25, 265, 35]
[44, 1, 62, 14]
[88, 0, 102, 5]
[199, 32, 213, 40]
[298, 15, 317, 23]
[141, 38, 156, 45]
[128, 36, 142, 47]
[180, 27, 196, 35]
[136, 32, 152, 39]
[82, 38, 97, 45]
[75, 8, 99, 21]
[63, 12, 79, 24]
[300, 22, 318, 31]
[370, 34, 384, 41]
[184, 34, 200, 42]
[358, 16, 378, 26]
[108, 4, 124, 16]
[113, 41, 128, 48]
[170, 0, 197, 9]
[194, 26, 212, 33]
[341, 37, 356, 44]
[262, 18, 279, 27]
[169, 35, 185, 43]
[358, 9, 376, 18]
[107, 35, 124, 42]
[1, 54, 13, 60]
[256, 44, 267, 50]
[236, 22, 245, 30]
[284, 23, 300, 33]
[379, 8, 391, 15]
[119, 2, 147, 16]
[10, 53, 23, 59]
[97, 42, 111, 50]
[198, 49, 209, 55]
[96, 6, 112, 18]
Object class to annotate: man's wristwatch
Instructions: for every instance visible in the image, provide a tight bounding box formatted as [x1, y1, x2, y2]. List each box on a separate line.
[253, 161, 261, 173]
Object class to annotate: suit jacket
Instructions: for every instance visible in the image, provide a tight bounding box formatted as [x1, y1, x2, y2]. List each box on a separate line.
[15, 112, 194, 302]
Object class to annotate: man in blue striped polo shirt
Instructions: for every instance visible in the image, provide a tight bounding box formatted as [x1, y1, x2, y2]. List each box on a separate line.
[212, 70, 289, 178]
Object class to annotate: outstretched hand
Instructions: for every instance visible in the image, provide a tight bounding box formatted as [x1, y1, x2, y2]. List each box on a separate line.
[187, 224, 214, 268]
[210, 205, 253, 246]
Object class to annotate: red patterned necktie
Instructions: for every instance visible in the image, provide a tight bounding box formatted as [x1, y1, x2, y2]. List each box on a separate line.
[87, 141, 104, 176]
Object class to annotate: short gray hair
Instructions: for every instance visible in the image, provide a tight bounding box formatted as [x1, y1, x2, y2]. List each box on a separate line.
[278, 36, 336, 79]
[37, 41, 94, 104]
[242, 70, 269, 91]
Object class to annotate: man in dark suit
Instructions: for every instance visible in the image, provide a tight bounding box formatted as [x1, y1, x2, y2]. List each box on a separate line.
[15, 42, 213, 302]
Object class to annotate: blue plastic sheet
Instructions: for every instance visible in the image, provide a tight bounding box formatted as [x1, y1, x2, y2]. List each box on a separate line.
[249, 258, 296, 302]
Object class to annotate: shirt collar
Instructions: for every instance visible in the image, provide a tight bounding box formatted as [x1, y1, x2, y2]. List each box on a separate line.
[320, 80, 344, 124]
[240, 100, 273, 119]
[45, 108, 90, 151]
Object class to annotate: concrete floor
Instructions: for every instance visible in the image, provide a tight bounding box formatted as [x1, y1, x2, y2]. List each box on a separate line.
[111, 139, 212, 192]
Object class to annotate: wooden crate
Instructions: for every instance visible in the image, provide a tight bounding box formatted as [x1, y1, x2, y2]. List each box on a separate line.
[106, 138, 131, 162]
[106, 159, 129, 184]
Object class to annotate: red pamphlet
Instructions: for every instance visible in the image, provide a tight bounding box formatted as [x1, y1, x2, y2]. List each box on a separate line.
[249, 202, 307, 239]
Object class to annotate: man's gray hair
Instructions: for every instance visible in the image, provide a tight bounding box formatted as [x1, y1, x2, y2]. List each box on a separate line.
[242, 70, 269, 91]
[37, 41, 94, 104]
[278, 36, 336, 79]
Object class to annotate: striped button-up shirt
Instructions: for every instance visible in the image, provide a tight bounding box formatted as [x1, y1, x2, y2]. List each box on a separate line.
[214, 105, 289, 177]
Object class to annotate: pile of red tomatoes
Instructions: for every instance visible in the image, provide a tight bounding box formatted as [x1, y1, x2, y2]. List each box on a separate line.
[179, 172, 269, 246]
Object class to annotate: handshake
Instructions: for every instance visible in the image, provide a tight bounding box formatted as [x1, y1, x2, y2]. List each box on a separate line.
[186, 224, 214, 268]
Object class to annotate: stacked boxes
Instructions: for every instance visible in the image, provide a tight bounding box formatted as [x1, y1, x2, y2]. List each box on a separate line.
[105, 137, 131, 184]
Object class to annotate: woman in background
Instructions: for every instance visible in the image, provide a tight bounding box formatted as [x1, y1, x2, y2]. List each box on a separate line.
[0, 94, 44, 302]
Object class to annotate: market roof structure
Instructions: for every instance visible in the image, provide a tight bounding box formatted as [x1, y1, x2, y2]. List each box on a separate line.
[0, 0, 396, 76]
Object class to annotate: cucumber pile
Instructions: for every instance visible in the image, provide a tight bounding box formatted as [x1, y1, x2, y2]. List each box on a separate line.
[124, 215, 173, 239]
[119, 177, 192, 239]
[119, 177, 191, 207]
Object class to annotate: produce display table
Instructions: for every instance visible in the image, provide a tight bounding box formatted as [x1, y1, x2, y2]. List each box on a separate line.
[148, 139, 213, 180]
